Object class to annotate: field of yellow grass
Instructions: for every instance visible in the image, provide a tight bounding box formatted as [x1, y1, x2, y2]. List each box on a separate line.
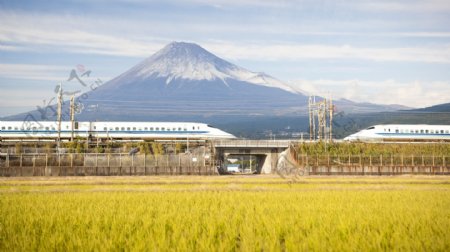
[1, 176, 449, 251]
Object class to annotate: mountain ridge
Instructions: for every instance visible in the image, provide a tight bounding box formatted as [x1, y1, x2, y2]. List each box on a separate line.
[2, 41, 405, 123]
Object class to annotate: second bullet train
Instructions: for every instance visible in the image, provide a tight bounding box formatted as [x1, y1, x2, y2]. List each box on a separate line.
[344, 124, 450, 142]
[0, 121, 235, 140]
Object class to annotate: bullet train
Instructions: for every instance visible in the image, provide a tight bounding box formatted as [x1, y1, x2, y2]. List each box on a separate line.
[0, 121, 235, 141]
[344, 124, 450, 142]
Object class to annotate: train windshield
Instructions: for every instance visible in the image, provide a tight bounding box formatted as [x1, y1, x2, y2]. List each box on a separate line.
[207, 125, 216, 128]
[366, 126, 375, 130]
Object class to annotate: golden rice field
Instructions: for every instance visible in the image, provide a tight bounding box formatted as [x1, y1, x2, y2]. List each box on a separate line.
[0, 176, 449, 251]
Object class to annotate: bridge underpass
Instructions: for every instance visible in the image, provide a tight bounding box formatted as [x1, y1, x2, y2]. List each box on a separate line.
[212, 140, 292, 174]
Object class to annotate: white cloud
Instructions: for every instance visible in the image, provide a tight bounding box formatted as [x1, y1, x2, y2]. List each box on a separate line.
[0, 64, 69, 81]
[1, 11, 450, 63]
[288, 79, 450, 108]
[0, 11, 166, 57]
[206, 42, 450, 63]
[0, 24, 164, 57]
[355, 0, 450, 13]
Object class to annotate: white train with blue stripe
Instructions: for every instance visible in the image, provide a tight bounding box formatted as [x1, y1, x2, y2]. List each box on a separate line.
[0, 121, 235, 140]
[344, 124, 450, 142]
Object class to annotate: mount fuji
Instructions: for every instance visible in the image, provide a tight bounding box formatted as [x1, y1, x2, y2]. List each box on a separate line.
[4, 41, 404, 124]
[81, 41, 309, 120]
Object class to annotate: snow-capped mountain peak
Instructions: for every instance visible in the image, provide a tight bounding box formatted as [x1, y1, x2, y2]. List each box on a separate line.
[126, 41, 300, 93]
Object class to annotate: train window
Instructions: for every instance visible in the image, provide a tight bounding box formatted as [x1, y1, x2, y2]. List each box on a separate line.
[420, 129, 423, 133]
[104, 127, 107, 131]
[32, 127, 37, 131]
[430, 130, 434, 134]
[1, 126, 4, 130]
[161, 127, 165, 131]
[167, 128, 171, 131]
[94, 126, 97, 130]
[441, 130, 444, 134]
[138, 128, 142, 131]
[178, 127, 181, 131]
[425, 130, 429, 134]
[395, 129, 399, 133]
[198, 126, 200, 130]
[14, 127, 18, 130]
[109, 128, 113, 131]
[115, 127, 119, 131]
[45, 127, 49, 130]
[120, 127, 124, 130]
[8, 126, 12, 130]
[388, 129, 390, 132]
[132, 127, 135, 130]
[184, 128, 187, 131]
[144, 127, 148, 131]
[446, 130, 449, 134]
[156, 127, 159, 131]
[150, 127, 154, 131]
[51, 127, 55, 131]
[173, 128, 176, 131]
[192, 126, 195, 130]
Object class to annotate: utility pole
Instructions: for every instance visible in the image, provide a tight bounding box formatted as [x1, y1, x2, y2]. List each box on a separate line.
[329, 96, 333, 141]
[57, 82, 63, 149]
[308, 96, 314, 140]
[308, 95, 334, 142]
[70, 95, 75, 141]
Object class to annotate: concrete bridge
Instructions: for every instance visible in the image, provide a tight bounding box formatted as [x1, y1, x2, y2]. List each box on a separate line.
[212, 140, 293, 174]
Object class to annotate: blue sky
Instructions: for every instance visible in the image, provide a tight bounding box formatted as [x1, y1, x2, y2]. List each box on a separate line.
[1, 0, 450, 116]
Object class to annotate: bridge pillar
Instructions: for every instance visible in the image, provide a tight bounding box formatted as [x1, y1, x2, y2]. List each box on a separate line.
[260, 153, 272, 174]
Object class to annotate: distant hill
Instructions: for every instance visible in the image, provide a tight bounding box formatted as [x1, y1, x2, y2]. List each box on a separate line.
[407, 103, 450, 112]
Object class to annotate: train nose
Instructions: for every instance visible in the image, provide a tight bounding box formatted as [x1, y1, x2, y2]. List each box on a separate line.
[343, 134, 357, 141]
[223, 132, 236, 139]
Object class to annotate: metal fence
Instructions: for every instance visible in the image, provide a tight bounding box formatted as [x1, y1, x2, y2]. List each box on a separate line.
[1, 153, 449, 176]
[0, 153, 216, 176]
[296, 154, 450, 175]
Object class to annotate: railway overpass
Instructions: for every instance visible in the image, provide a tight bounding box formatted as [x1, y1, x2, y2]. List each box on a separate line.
[212, 140, 293, 174]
